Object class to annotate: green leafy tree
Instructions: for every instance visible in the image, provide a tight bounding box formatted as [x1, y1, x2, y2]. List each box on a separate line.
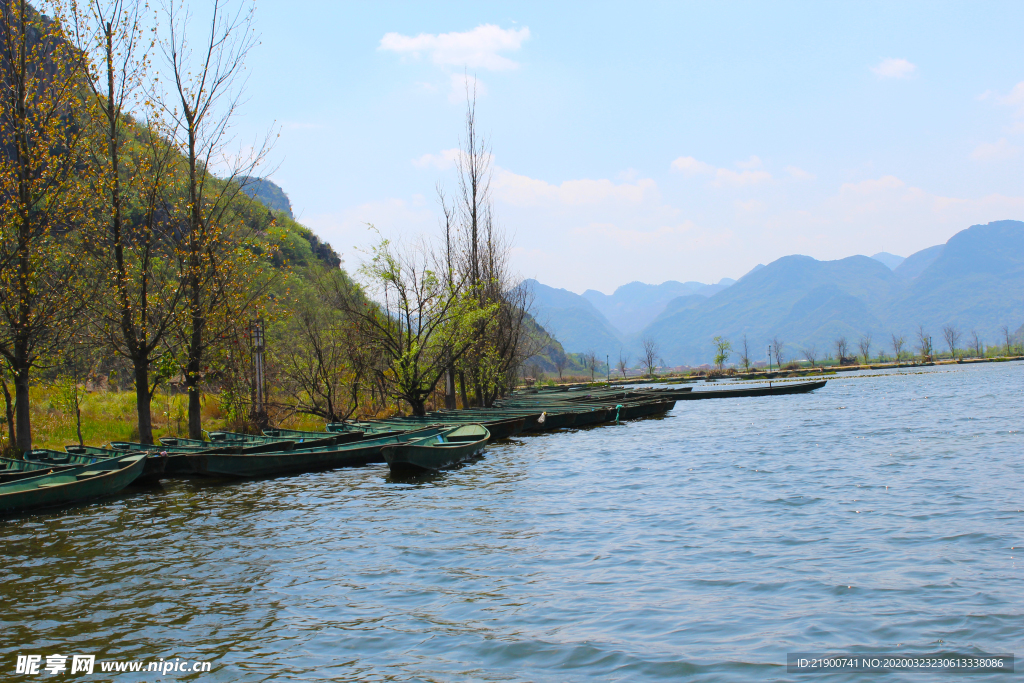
[713, 335, 732, 370]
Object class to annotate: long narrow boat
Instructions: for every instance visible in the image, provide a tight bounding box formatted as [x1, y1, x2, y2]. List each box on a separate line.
[0, 457, 77, 483]
[383, 424, 490, 474]
[0, 452, 147, 513]
[263, 427, 367, 444]
[208, 430, 349, 448]
[195, 426, 452, 478]
[64, 445, 168, 481]
[675, 380, 827, 400]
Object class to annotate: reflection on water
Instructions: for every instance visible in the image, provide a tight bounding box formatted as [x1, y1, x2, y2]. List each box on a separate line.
[2, 363, 1023, 681]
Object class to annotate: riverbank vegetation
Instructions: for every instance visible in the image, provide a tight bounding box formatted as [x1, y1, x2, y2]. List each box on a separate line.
[0, 0, 545, 454]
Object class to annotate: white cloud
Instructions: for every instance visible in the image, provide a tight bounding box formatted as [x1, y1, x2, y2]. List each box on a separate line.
[785, 165, 815, 180]
[494, 170, 658, 207]
[735, 155, 763, 170]
[971, 138, 1020, 161]
[412, 148, 460, 170]
[1000, 81, 1024, 109]
[871, 58, 917, 79]
[712, 168, 771, 187]
[670, 155, 772, 186]
[670, 156, 714, 175]
[379, 24, 530, 71]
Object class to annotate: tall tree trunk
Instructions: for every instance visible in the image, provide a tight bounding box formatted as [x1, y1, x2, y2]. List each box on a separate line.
[14, 364, 31, 452]
[458, 370, 468, 410]
[0, 368, 15, 448]
[444, 365, 456, 410]
[409, 397, 426, 417]
[134, 361, 154, 445]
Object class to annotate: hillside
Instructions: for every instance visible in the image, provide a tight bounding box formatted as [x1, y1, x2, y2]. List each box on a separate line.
[239, 177, 294, 218]
[582, 278, 736, 333]
[634, 220, 1024, 365]
[527, 280, 624, 360]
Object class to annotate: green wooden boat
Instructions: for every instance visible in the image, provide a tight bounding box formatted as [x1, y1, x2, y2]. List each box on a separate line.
[263, 427, 366, 444]
[383, 424, 490, 474]
[195, 426, 452, 478]
[0, 457, 78, 483]
[0, 452, 147, 513]
[207, 430, 348, 448]
[64, 445, 168, 481]
[675, 380, 827, 400]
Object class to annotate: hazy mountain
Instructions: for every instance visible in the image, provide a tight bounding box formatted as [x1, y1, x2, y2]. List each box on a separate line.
[630, 220, 1024, 365]
[582, 278, 736, 333]
[239, 177, 294, 218]
[885, 220, 1024, 340]
[527, 280, 624, 359]
[894, 244, 943, 279]
[642, 254, 899, 364]
[871, 252, 905, 269]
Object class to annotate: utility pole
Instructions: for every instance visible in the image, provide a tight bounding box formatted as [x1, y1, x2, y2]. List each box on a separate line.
[250, 319, 267, 427]
[606, 354, 610, 383]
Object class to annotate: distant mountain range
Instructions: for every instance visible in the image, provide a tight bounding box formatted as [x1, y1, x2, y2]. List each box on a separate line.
[529, 220, 1024, 366]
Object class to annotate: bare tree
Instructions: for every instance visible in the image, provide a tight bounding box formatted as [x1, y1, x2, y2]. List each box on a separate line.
[1002, 325, 1013, 356]
[739, 334, 751, 371]
[803, 344, 818, 369]
[616, 348, 629, 379]
[553, 350, 568, 381]
[66, 0, 194, 444]
[941, 324, 961, 360]
[640, 336, 659, 377]
[858, 333, 872, 364]
[891, 333, 905, 365]
[584, 349, 598, 383]
[770, 337, 784, 369]
[834, 335, 850, 364]
[970, 329, 982, 358]
[916, 325, 932, 360]
[276, 266, 364, 422]
[159, 0, 274, 438]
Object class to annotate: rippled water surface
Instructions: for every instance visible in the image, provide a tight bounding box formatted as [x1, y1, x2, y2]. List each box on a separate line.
[2, 363, 1023, 681]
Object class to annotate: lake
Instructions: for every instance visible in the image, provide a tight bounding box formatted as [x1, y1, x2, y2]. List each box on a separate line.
[2, 362, 1022, 681]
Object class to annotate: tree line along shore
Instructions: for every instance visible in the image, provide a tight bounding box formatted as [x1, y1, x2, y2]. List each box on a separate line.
[0, 0, 544, 455]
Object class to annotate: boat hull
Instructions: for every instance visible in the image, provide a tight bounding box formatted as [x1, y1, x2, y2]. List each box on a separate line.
[676, 380, 827, 400]
[0, 454, 147, 513]
[383, 437, 488, 474]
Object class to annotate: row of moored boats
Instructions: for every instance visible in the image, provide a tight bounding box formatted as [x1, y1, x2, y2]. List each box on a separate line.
[0, 384, 713, 513]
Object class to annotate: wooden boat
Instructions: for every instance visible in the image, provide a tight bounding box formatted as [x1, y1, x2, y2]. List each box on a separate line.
[208, 430, 349, 448]
[195, 426, 452, 478]
[0, 452, 147, 513]
[64, 445, 168, 481]
[0, 457, 78, 483]
[383, 424, 490, 474]
[263, 427, 366, 444]
[155, 438, 297, 455]
[675, 380, 827, 400]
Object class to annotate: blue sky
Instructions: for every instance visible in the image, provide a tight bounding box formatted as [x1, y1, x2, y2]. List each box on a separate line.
[231, 1, 1024, 293]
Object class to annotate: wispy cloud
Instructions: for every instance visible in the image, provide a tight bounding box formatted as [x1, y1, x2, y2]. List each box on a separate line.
[670, 155, 772, 186]
[379, 24, 530, 71]
[412, 148, 460, 170]
[971, 138, 1020, 161]
[785, 165, 815, 180]
[871, 58, 917, 79]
